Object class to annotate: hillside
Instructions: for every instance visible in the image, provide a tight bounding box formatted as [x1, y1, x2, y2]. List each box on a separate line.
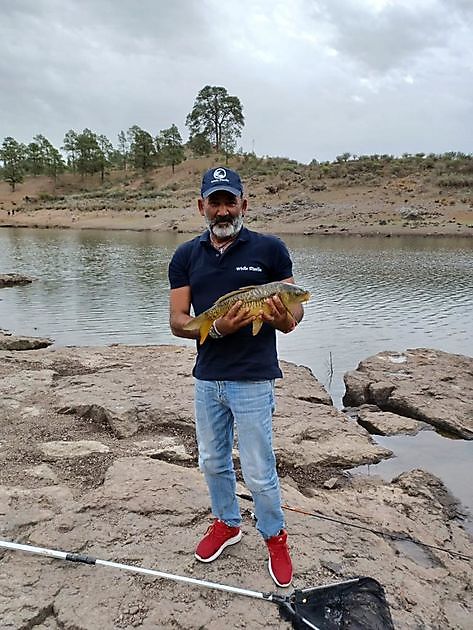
[1, 154, 472, 236]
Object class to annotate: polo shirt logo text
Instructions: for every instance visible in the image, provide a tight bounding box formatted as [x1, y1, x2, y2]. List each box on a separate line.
[236, 265, 262, 272]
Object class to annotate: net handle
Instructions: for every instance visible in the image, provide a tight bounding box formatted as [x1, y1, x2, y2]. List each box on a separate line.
[0, 539, 271, 601]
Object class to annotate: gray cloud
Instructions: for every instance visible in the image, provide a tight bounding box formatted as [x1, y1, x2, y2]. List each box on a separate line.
[312, 0, 472, 73]
[0, 0, 472, 162]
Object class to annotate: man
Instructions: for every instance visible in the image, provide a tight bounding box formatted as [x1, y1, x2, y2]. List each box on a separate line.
[168, 166, 304, 588]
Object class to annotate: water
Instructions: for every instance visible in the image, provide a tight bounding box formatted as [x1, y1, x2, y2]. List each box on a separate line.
[1, 228, 472, 513]
[352, 431, 472, 516]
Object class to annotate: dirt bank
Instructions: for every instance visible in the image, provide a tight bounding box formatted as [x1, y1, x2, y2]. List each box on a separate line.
[1, 159, 472, 237]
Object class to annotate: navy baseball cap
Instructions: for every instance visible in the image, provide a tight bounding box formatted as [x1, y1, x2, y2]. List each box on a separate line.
[201, 167, 243, 198]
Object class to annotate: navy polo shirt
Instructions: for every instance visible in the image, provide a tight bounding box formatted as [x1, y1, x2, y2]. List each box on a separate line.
[168, 227, 293, 381]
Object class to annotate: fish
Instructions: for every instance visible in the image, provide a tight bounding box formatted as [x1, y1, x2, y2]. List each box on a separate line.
[183, 281, 310, 344]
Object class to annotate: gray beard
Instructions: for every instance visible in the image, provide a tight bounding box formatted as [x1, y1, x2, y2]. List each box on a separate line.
[206, 214, 244, 239]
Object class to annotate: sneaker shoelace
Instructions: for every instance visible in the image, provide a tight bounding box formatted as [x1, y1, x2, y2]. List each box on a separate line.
[206, 520, 232, 542]
[268, 535, 289, 560]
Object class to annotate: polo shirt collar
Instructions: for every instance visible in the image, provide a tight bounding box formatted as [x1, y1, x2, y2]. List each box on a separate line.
[199, 226, 250, 245]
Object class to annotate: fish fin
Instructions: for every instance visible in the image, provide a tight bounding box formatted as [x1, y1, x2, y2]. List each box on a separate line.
[252, 317, 264, 336]
[182, 313, 208, 331]
[199, 319, 214, 344]
[182, 314, 214, 344]
[214, 285, 259, 305]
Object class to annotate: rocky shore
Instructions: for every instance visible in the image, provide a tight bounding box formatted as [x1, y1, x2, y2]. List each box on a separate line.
[0, 341, 472, 629]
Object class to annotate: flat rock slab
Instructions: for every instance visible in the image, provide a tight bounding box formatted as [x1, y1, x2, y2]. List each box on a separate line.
[0, 273, 34, 287]
[343, 349, 473, 439]
[273, 398, 391, 469]
[355, 405, 431, 436]
[25, 464, 59, 483]
[40, 440, 111, 459]
[0, 485, 75, 534]
[0, 344, 386, 471]
[133, 437, 194, 462]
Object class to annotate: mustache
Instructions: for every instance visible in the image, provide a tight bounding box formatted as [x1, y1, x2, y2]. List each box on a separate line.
[211, 215, 235, 226]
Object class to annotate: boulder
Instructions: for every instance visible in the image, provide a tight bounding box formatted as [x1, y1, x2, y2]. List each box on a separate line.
[0, 273, 35, 287]
[0, 332, 53, 351]
[343, 349, 473, 439]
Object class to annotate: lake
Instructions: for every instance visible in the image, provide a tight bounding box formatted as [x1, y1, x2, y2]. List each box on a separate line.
[1, 227, 472, 514]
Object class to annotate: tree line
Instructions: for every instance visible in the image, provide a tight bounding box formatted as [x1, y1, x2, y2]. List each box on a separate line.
[0, 86, 245, 191]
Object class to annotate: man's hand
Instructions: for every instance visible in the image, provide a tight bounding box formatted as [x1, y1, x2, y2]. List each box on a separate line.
[214, 301, 255, 336]
[260, 295, 295, 333]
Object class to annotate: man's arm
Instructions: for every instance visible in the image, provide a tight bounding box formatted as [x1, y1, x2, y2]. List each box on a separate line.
[169, 286, 255, 339]
[169, 286, 199, 339]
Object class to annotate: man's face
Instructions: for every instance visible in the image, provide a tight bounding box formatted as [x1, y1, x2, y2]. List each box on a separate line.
[198, 190, 247, 239]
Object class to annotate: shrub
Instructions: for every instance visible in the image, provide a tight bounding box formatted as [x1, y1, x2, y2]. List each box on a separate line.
[436, 175, 473, 188]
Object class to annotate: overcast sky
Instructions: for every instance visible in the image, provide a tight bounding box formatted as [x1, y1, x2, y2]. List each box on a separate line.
[1, 0, 472, 164]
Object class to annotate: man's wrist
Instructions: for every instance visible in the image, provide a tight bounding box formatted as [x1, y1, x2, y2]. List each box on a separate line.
[209, 320, 224, 339]
[282, 315, 297, 333]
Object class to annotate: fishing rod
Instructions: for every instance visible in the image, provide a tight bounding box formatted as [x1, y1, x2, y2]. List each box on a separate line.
[236, 493, 472, 562]
[0, 539, 395, 629]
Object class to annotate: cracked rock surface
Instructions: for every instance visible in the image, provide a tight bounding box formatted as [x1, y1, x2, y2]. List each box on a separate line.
[0, 344, 471, 629]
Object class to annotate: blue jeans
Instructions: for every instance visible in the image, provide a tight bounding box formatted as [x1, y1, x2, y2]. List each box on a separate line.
[194, 379, 284, 540]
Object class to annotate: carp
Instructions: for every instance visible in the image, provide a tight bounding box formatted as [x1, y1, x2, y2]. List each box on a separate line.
[183, 281, 310, 344]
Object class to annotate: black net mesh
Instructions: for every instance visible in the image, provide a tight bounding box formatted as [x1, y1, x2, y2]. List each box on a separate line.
[278, 577, 395, 630]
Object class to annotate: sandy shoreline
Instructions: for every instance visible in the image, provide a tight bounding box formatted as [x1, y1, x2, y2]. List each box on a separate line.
[1, 204, 473, 238]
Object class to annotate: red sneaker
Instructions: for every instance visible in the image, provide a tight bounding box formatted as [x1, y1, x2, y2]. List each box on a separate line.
[195, 519, 242, 563]
[266, 529, 293, 587]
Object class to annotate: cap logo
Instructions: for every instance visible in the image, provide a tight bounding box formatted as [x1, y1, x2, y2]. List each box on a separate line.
[213, 168, 227, 180]
[201, 166, 242, 197]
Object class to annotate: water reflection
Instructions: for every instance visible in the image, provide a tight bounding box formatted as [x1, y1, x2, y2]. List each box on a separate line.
[351, 431, 473, 517]
[1, 228, 472, 512]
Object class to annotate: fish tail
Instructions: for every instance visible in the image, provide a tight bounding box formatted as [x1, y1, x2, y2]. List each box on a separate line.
[183, 313, 214, 344]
